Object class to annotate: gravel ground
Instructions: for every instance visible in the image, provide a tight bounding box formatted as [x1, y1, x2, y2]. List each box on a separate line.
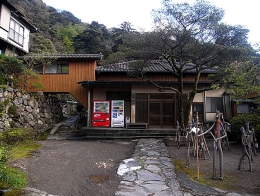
[167, 139, 260, 196]
[11, 138, 260, 196]
[11, 139, 136, 196]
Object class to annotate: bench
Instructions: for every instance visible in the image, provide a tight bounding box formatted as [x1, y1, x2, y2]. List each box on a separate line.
[126, 123, 148, 129]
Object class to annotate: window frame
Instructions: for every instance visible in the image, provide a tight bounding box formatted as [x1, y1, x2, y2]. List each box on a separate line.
[236, 103, 249, 114]
[45, 61, 69, 74]
[9, 18, 24, 46]
[206, 97, 223, 113]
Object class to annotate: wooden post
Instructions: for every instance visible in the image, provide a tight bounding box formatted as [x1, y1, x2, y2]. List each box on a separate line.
[196, 112, 200, 180]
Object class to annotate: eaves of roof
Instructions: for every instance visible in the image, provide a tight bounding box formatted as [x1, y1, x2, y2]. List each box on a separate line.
[0, 37, 27, 53]
[20, 53, 103, 60]
[78, 80, 212, 87]
[4, 0, 37, 32]
[96, 60, 217, 74]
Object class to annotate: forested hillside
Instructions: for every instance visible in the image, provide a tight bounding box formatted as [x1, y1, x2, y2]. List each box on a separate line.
[8, 0, 133, 56]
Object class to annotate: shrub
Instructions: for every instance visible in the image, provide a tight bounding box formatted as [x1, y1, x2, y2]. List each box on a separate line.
[229, 113, 260, 141]
[0, 132, 4, 145]
[0, 147, 8, 188]
[4, 128, 34, 145]
[7, 105, 17, 117]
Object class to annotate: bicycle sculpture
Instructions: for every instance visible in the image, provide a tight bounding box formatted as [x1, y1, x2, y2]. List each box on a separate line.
[185, 112, 210, 168]
[238, 122, 258, 172]
[198, 110, 227, 180]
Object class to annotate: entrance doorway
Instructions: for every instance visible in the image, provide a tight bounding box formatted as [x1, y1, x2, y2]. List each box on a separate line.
[148, 94, 175, 128]
[149, 102, 174, 128]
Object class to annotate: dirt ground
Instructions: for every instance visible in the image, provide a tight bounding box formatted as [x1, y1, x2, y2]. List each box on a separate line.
[11, 138, 260, 196]
[11, 139, 136, 196]
[166, 138, 260, 196]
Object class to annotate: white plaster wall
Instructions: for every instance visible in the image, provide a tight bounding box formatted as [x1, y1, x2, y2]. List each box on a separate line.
[0, 4, 30, 53]
[0, 4, 11, 30]
[205, 88, 225, 97]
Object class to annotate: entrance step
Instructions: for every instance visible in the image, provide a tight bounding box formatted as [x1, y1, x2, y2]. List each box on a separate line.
[80, 127, 177, 139]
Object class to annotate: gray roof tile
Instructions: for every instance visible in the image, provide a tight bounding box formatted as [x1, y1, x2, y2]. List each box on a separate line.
[20, 53, 103, 60]
[97, 60, 216, 73]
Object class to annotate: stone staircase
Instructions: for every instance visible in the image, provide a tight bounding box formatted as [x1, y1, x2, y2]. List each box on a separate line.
[79, 127, 177, 140]
[47, 114, 83, 140]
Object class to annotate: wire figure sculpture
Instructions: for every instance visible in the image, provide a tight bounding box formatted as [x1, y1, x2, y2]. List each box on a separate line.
[176, 121, 187, 149]
[198, 110, 227, 180]
[185, 112, 210, 169]
[238, 122, 258, 172]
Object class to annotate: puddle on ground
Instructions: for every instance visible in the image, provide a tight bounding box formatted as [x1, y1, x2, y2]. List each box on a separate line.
[89, 174, 109, 183]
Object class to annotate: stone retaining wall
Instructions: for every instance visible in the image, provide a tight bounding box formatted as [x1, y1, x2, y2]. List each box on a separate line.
[0, 87, 63, 133]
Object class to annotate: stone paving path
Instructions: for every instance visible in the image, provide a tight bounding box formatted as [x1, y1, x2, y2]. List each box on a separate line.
[115, 138, 247, 196]
[116, 138, 186, 196]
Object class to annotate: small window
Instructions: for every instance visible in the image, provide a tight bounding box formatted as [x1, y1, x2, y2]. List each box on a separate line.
[45, 61, 69, 74]
[33, 65, 43, 74]
[237, 103, 249, 114]
[192, 102, 204, 123]
[206, 97, 223, 113]
[9, 18, 24, 46]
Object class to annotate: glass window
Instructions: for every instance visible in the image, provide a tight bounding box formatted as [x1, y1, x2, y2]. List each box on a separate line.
[237, 103, 249, 114]
[206, 97, 223, 113]
[9, 19, 24, 46]
[45, 61, 69, 74]
[33, 65, 43, 74]
[45, 64, 57, 73]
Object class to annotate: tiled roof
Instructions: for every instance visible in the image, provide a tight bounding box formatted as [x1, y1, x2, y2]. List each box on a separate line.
[20, 53, 103, 60]
[96, 60, 217, 73]
[43, 54, 103, 59]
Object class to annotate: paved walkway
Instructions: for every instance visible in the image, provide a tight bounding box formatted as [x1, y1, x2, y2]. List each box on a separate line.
[115, 138, 246, 196]
[116, 139, 184, 196]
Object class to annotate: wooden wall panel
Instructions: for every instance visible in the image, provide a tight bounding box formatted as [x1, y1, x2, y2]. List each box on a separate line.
[27, 60, 97, 108]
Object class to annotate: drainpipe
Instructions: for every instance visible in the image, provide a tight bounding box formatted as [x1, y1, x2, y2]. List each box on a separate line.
[87, 88, 91, 127]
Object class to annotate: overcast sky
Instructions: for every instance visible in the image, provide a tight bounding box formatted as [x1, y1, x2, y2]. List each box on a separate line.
[42, 0, 260, 46]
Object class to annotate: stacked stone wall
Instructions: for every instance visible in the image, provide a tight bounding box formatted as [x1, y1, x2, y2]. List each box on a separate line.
[0, 87, 63, 133]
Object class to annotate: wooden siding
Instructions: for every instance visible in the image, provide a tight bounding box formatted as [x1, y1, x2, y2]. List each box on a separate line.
[27, 60, 97, 108]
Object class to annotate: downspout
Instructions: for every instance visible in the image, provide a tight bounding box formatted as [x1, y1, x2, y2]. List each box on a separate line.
[87, 88, 91, 127]
[203, 91, 206, 123]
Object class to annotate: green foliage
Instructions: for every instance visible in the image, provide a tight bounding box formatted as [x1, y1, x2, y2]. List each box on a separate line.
[229, 111, 260, 141]
[0, 85, 7, 90]
[0, 127, 40, 191]
[0, 167, 27, 190]
[8, 0, 83, 54]
[0, 55, 27, 87]
[29, 81, 44, 90]
[4, 128, 34, 145]
[210, 60, 260, 101]
[8, 142, 41, 161]
[0, 102, 5, 113]
[9, 121, 16, 129]
[104, 0, 253, 129]
[3, 189, 26, 196]
[57, 23, 84, 54]
[0, 148, 26, 190]
[74, 21, 112, 56]
[0, 132, 4, 144]
[30, 36, 57, 54]
[7, 105, 17, 117]
[0, 99, 10, 115]
[0, 147, 8, 187]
